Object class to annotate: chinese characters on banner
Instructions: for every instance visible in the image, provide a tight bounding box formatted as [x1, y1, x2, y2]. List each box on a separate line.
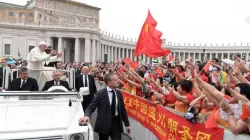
[122, 91, 224, 140]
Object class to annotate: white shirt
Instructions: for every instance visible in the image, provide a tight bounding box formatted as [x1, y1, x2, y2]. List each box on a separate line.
[144, 71, 149, 78]
[54, 80, 60, 85]
[107, 86, 118, 116]
[82, 74, 89, 87]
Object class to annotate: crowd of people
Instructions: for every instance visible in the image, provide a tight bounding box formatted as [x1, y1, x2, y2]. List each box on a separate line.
[90, 55, 250, 135]
[1, 45, 250, 136]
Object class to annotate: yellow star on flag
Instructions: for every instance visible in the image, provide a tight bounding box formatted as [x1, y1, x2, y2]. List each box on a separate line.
[145, 24, 149, 33]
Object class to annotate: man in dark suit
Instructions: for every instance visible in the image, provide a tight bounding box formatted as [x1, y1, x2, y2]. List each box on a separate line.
[0, 58, 8, 88]
[8, 67, 39, 91]
[72, 62, 81, 77]
[75, 66, 97, 111]
[42, 70, 70, 91]
[79, 73, 131, 140]
[43, 46, 58, 68]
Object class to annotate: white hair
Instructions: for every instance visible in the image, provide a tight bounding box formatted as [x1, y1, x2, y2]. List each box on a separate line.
[52, 70, 61, 76]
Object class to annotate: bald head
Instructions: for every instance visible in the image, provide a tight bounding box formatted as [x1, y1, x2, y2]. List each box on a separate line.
[81, 66, 89, 75]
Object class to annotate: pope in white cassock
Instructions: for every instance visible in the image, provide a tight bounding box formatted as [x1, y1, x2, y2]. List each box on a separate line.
[26, 41, 63, 90]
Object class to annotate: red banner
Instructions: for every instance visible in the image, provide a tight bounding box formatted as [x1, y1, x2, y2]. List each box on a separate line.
[122, 91, 224, 140]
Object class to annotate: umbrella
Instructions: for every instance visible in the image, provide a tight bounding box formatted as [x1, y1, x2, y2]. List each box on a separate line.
[0, 57, 16, 65]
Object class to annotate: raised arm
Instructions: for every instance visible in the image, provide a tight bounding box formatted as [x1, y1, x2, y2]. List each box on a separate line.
[33, 51, 51, 62]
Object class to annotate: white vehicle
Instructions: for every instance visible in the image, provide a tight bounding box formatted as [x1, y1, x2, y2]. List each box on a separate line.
[0, 67, 94, 140]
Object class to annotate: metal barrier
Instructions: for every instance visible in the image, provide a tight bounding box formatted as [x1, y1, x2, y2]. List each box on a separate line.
[95, 80, 250, 140]
[2, 67, 75, 90]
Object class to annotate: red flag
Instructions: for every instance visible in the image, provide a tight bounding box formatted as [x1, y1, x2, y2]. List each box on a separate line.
[134, 10, 171, 57]
[205, 107, 218, 128]
[130, 61, 138, 70]
[240, 104, 250, 120]
[169, 56, 174, 62]
[203, 61, 212, 73]
[155, 68, 163, 77]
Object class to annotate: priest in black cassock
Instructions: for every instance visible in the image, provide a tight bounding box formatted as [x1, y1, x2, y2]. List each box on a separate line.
[44, 46, 58, 67]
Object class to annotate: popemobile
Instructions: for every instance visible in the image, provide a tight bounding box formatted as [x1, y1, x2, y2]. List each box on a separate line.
[0, 67, 94, 140]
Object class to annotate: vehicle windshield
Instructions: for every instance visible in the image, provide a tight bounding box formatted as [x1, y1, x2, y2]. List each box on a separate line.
[0, 92, 80, 101]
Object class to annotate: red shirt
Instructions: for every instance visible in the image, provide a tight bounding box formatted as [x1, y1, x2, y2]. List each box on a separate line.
[200, 73, 209, 83]
[185, 93, 195, 103]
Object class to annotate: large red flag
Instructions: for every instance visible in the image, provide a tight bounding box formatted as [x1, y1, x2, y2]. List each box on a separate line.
[134, 10, 171, 57]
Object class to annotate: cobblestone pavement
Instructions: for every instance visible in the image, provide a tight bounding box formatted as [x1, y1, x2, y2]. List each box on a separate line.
[90, 111, 132, 140]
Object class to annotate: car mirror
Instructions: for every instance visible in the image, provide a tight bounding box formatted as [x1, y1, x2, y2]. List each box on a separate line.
[80, 87, 89, 96]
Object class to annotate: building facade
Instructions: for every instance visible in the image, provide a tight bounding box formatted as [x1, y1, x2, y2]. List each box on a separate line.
[0, 0, 249, 64]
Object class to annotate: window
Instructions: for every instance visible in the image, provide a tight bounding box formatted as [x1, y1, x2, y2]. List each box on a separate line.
[4, 44, 10, 55]
[19, 12, 23, 16]
[9, 12, 14, 16]
[39, 14, 42, 18]
[29, 13, 33, 17]
[29, 46, 34, 52]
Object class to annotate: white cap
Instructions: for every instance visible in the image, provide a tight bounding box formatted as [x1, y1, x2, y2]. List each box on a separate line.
[39, 41, 47, 46]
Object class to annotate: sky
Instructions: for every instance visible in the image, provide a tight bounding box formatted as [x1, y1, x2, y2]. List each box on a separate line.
[1, 0, 250, 45]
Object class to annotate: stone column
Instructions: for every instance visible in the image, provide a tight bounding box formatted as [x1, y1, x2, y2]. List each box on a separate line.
[92, 39, 96, 62]
[84, 38, 91, 62]
[113, 47, 116, 62]
[107, 46, 110, 62]
[57, 37, 63, 61]
[63, 40, 67, 62]
[74, 38, 80, 62]
[105, 45, 108, 62]
[147, 57, 150, 64]
[122, 48, 125, 59]
[100, 43, 104, 62]
[199, 53, 201, 61]
[130, 49, 133, 59]
[96, 41, 101, 61]
[103, 45, 106, 61]
[109, 46, 112, 62]
[126, 48, 129, 58]
[110, 46, 113, 62]
[117, 47, 120, 60]
[228, 53, 230, 59]
[143, 55, 147, 64]
[173, 52, 176, 61]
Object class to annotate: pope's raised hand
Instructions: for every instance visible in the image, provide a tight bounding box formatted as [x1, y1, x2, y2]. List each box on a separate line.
[50, 50, 56, 56]
[57, 52, 63, 58]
